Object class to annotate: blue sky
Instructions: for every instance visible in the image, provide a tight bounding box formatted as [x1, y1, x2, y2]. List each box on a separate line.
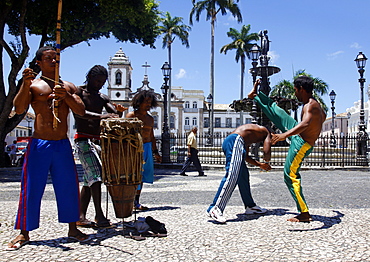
[5, 0, 370, 115]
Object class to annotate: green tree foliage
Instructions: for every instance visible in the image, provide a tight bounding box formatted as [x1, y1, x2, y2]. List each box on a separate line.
[271, 69, 329, 112]
[190, 0, 242, 130]
[158, 11, 191, 127]
[220, 25, 259, 101]
[0, 0, 161, 167]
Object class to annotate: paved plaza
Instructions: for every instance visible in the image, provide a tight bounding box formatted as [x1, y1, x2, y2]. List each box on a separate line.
[0, 166, 370, 261]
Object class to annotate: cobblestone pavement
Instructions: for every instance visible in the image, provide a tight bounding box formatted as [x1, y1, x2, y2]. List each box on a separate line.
[0, 167, 370, 261]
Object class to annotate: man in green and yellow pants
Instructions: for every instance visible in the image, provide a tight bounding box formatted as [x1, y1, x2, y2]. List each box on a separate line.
[249, 76, 326, 222]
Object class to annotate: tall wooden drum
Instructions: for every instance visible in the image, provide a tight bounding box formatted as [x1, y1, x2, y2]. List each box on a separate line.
[100, 118, 144, 218]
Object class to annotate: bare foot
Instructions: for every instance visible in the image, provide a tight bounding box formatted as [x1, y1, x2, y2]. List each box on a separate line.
[248, 79, 260, 99]
[287, 212, 312, 223]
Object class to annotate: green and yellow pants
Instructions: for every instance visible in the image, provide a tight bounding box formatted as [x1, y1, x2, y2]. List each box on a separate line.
[254, 92, 313, 212]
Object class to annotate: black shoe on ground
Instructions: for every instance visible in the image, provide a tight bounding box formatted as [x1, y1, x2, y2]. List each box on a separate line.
[180, 173, 188, 176]
[197, 173, 207, 177]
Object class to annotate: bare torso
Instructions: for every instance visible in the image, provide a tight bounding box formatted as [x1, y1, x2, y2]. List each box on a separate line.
[300, 98, 326, 145]
[126, 111, 153, 143]
[31, 79, 78, 140]
[74, 86, 111, 136]
[231, 124, 269, 146]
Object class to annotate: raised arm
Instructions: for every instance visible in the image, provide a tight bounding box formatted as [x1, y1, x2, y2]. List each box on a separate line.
[14, 68, 34, 114]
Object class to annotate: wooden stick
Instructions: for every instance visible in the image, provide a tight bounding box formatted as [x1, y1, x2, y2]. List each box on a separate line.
[53, 0, 63, 130]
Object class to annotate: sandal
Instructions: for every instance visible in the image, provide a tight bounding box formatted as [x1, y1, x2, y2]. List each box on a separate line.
[76, 220, 96, 228]
[68, 231, 90, 242]
[6, 235, 29, 251]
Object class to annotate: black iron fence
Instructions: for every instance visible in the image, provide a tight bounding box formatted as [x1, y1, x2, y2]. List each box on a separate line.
[156, 133, 369, 167]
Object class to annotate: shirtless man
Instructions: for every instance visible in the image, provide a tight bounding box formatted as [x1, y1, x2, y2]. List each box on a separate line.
[126, 90, 161, 210]
[208, 124, 272, 224]
[249, 76, 326, 222]
[74, 65, 127, 228]
[7, 46, 87, 251]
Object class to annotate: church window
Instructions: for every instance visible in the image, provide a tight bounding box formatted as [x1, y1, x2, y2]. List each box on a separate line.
[192, 101, 197, 108]
[185, 101, 190, 108]
[116, 72, 122, 85]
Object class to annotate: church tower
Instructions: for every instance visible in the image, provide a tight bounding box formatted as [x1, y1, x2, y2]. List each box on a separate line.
[107, 48, 132, 101]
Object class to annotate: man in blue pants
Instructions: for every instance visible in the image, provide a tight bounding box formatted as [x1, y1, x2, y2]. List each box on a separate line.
[7, 46, 87, 251]
[207, 124, 272, 223]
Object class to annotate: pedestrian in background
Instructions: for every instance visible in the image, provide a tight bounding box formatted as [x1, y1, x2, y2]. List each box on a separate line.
[9, 140, 17, 166]
[179, 127, 205, 177]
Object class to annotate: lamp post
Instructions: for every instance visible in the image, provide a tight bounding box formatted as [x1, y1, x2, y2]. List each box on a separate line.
[25, 115, 32, 137]
[354, 52, 368, 164]
[256, 30, 280, 128]
[248, 44, 261, 160]
[249, 44, 261, 125]
[161, 62, 171, 163]
[329, 90, 336, 148]
[206, 93, 213, 145]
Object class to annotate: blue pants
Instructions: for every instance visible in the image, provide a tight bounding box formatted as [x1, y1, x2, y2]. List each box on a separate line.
[208, 134, 256, 213]
[15, 138, 80, 231]
[137, 142, 154, 191]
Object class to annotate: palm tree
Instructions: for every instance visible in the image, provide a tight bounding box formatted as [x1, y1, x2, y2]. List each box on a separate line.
[220, 25, 259, 119]
[271, 70, 329, 113]
[158, 12, 191, 127]
[190, 0, 242, 134]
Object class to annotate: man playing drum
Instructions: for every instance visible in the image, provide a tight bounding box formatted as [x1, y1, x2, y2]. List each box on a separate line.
[126, 90, 162, 210]
[74, 65, 127, 228]
[7, 46, 87, 250]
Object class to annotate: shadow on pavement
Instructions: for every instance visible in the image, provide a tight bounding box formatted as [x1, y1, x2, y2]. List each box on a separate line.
[223, 209, 344, 231]
[27, 228, 135, 254]
[133, 206, 180, 213]
[288, 210, 344, 231]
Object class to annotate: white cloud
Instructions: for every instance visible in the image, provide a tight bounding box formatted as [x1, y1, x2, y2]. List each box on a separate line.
[175, 68, 186, 79]
[228, 15, 238, 22]
[327, 51, 344, 60]
[350, 42, 362, 49]
[267, 50, 280, 65]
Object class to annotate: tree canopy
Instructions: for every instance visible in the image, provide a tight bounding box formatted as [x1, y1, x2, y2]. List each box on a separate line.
[270, 69, 329, 112]
[0, 0, 161, 167]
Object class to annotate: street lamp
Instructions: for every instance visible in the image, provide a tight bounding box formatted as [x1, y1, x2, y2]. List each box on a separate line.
[161, 62, 171, 163]
[329, 90, 336, 148]
[25, 115, 32, 137]
[354, 52, 368, 164]
[249, 44, 261, 125]
[206, 93, 213, 145]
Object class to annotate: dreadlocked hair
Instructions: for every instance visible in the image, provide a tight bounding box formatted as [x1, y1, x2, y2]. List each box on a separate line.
[85, 65, 108, 84]
[131, 90, 158, 110]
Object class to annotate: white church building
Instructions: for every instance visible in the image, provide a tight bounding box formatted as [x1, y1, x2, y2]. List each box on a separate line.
[95, 48, 252, 138]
